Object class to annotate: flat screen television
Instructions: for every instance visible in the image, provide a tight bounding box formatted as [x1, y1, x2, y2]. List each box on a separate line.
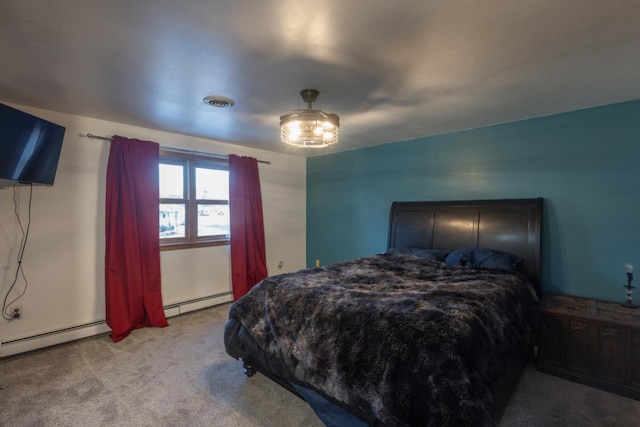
[0, 103, 66, 188]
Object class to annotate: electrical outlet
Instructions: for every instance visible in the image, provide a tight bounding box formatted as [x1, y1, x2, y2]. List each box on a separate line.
[315, 259, 320, 268]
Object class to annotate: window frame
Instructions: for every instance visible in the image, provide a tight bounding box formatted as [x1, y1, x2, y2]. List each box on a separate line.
[159, 150, 230, 251]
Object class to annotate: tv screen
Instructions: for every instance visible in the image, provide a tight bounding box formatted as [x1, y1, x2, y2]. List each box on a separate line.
[0, 103, 66, 187]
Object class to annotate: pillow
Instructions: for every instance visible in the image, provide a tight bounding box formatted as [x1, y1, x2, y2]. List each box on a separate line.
[444, 248, 523, 271]
[384, 247, 450, 262]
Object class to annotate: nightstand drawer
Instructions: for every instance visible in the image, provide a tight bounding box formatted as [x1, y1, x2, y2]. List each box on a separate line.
[595, 324, 625, 383]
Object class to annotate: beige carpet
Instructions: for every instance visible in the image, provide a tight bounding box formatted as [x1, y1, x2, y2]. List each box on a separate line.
[1, 303, 639, 426]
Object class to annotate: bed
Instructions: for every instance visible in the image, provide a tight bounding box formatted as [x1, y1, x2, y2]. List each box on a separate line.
[224, 198, 543, 426]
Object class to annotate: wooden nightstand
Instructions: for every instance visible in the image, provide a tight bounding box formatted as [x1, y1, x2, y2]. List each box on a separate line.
[537, 293, 640, 400]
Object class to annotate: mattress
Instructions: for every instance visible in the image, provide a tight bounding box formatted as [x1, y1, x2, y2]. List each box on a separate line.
[225, 253, 541, 426]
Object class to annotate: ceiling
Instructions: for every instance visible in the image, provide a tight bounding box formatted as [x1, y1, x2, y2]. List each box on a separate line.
[1, 1, 640, 157]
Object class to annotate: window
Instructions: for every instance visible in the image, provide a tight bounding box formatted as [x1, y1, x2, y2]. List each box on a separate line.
[159, 150, 229, 250]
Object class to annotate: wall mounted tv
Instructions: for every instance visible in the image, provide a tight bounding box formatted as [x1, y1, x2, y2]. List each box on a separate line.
[0, 103, 66, 188]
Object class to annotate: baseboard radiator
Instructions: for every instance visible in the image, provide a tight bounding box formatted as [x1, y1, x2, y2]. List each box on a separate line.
[0, 292, 233, 358]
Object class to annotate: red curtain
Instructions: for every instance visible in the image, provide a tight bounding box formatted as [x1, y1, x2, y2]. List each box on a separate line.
[105, 136, 168, 342]
[229, 155, 268, 300]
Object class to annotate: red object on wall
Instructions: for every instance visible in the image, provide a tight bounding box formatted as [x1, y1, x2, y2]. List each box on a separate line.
[105, 136, 168, 342]
[229, 155, 268, 300]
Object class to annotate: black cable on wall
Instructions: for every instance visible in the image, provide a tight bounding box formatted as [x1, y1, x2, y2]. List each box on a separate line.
[2, 183, 33, 320]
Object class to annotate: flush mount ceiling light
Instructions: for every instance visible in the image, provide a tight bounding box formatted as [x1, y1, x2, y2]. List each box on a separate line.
[280, 89, 339, 148]
[203, 95, 235, 108]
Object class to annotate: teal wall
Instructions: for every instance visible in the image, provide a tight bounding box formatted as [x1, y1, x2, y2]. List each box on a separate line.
[307, 100, 640, 302]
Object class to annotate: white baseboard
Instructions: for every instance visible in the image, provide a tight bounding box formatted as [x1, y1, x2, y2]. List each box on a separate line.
[164, 306, 181, 318]
[0, 292, 233, 358]
[164, 293, 233, 318]
[0, 323, 111, 358]
[174, 293, 233, 315]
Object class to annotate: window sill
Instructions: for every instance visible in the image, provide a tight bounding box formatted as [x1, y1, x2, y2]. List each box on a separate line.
[160, 239, 230, 251]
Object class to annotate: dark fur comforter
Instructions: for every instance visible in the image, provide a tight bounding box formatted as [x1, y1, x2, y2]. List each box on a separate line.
[225, 253, 541, 426]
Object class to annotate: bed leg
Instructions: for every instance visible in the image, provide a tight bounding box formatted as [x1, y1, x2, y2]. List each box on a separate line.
[243, 361, 257, 377]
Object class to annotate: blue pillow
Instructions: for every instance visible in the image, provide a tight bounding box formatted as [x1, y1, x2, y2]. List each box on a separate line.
[385, 247, 450, 262]
[444, 248, 523, 271]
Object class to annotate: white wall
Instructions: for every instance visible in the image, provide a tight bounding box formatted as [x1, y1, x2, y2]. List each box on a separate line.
[0, 104, 306, 356]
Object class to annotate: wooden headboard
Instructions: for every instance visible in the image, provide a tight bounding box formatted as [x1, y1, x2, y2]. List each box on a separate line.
[388, 198, 543, 285]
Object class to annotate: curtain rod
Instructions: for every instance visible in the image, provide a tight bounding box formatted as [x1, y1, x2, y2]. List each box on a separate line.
[84, 133, 271, 165]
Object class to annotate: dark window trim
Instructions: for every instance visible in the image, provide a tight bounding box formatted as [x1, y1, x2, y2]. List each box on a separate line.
[159, 150, 230, 250]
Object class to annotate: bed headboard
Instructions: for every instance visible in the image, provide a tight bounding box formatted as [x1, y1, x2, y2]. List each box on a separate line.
[388, 198, 543, 285]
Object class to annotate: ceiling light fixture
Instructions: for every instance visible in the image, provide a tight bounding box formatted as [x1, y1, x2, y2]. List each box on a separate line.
[280, 89, 339, 148]
[203, 95, 235, 108]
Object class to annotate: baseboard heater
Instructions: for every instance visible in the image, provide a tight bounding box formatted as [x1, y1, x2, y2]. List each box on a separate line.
[0, 291, 233, 358]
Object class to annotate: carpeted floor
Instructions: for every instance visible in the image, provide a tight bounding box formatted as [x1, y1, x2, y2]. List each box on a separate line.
[1, 303, 639, 426]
